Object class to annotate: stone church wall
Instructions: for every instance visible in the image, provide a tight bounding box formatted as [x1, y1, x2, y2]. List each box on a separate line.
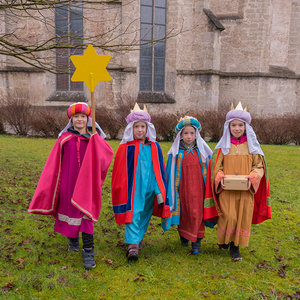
[0, 0, 299, 116]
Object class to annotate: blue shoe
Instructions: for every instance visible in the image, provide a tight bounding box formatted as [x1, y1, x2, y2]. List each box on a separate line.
[82, 249, 98, 269]
[191, 238, 202, 254]
[68, 237, 79, 252]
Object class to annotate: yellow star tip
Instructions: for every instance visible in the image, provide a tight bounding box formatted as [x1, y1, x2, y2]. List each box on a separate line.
[70, 44, 111, 92]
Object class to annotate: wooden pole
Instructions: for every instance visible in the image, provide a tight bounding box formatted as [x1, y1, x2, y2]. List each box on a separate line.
[91, 91, 96, 134]
[90, 72, 96, 134]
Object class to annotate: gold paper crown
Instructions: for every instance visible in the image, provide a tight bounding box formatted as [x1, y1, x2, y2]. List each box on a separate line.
[131, 103, 148, 113]
[177, 115, 199, 123]
[230, 101, 248, 112]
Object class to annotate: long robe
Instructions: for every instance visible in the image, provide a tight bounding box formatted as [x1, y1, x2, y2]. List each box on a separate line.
[204, 142, 271, 246]
[111, 139, 170, 233]
[124, 143, 162, 244]
[54, 135, 92, 237]
[161, 148, 208, 242]
[28, 132, 113, 233]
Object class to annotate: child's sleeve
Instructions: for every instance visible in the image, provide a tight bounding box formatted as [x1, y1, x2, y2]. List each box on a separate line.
[248, 154, 264, 194]
[214, 163, 224, 194]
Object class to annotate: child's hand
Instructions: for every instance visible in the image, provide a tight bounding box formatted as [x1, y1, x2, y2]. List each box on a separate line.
[245, 175, 251, 189]
[220, 176, 226, 188]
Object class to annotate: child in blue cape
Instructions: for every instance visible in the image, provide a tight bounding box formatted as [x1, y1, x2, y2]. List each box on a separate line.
[162, 116, 212, 254]
[111, 103, 170, 261]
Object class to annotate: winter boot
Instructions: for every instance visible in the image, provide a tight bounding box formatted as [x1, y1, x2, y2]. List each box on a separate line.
[68, 237, 79, 252]
[127, 244, 139, 262]
[218, 243, 229, 251]
[230, 241, 242, 261]
[82, 248, 98, 269]
[191, 238, 202, 255]
[180, 235, 189, 247]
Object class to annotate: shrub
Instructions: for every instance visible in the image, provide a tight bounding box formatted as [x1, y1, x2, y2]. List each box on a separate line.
[1, 93, 299, 145]
[30, 108, 68, 138]
[0, 114, 5, 134]
[95, 106, 123, 139]
[95, 96, 136, 139]
[1, 91, 32, 135]
[187, 101, 230, 142]
[252, 114, 300, 145]
[151, 113, 179, 141]
[114, 95, 136, 125]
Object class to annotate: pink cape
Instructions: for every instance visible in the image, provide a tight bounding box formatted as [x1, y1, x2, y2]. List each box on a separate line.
[28, 132, 113, 223]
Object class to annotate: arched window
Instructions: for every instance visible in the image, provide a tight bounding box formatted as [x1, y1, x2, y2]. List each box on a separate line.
[140, 0, 166, 92]
[55, 3, 83, 91]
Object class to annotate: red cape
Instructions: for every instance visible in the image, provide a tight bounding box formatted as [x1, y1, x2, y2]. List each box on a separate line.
[204, 148, 271, 224]
[28, 132, 113, 223]
[111, 140, 170, 225]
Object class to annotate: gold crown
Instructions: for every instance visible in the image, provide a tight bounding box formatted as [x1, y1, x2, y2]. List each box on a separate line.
[177, 115, 198, 123]
[131, 103, 148, 113]
[230, 101, 248, 112]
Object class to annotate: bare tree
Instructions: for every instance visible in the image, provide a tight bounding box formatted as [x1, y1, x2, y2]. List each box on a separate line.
[0, 0, 181, 74]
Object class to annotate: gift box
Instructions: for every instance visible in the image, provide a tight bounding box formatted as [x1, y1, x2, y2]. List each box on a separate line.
[223, 175, 248, 191]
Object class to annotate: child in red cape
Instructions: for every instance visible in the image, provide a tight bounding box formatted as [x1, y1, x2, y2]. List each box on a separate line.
[204, 102, 271, 261]
[111, 103, 170, 261]
[28, 102, 113, 269]
[161, 116, 212, 254]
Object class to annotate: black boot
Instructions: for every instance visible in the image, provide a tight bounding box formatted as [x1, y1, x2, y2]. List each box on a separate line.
[82, 248, 98, 269]
[218, 243, 229, 251]
[230, 241, 242, 261]
[180, 235, 189, 247]
[191, 238, 202, 255]
[68, 237, 79, 251]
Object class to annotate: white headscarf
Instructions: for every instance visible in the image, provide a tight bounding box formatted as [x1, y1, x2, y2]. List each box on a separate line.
[58, 116, 106, 138]
[120, 121, 156, 144]
[168, 126, 212, 164]
[215, 117, 264, 156]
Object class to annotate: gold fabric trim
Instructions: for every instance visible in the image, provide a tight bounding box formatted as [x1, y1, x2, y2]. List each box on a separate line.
[58, 213, 82, 226]
[173, 153, 182, 216]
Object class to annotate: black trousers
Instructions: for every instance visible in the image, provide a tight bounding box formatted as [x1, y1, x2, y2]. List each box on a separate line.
[69, 232, 93, 249]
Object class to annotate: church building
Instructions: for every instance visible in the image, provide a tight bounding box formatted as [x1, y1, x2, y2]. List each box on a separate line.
[0, 0, 299, 115]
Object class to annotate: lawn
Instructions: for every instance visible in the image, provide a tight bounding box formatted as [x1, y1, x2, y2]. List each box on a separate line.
[0, 135, 299, 300]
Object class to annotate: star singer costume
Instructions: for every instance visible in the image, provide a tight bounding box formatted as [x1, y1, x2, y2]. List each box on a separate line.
[28, 102, 113, 268]
[204, 102, 271, 260]
[111, 103, 170, 261]
[161, 116, 212, 254]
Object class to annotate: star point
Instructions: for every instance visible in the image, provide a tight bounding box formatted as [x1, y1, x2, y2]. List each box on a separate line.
[70, 44, 111, 92]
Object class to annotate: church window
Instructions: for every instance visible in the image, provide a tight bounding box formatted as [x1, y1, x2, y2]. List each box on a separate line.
[140, 0, 166, 92]
[55, 3, 83, 91]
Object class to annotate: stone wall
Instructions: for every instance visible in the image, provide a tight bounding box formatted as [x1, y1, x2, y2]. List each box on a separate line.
[0, 0, 299, 117]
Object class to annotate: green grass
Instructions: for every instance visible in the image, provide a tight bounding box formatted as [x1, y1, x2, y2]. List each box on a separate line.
[0, 135, 300, 299]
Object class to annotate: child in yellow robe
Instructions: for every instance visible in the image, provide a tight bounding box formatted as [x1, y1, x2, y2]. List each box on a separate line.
[204, 102, 271, 261]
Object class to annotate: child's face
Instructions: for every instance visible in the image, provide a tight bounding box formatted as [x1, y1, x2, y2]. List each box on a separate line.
[72, 113, 88, 133]
[181, 126, 196, 148]
[229, 119, 246, 138]
[133, 121, 147, 140]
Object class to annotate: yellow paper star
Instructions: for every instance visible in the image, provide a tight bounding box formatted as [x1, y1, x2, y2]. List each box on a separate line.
[70, 44, 111, 92]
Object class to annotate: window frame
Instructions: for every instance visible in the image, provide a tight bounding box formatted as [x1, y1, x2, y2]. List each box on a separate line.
[55, 3, 84, 91]
[140, 0, 167, 92]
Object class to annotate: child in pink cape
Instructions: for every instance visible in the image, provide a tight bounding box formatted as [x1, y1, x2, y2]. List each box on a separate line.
[28, 102, 113, 269]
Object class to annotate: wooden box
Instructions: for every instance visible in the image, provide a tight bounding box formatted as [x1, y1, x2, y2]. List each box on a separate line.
[223, 175, 248, 191]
